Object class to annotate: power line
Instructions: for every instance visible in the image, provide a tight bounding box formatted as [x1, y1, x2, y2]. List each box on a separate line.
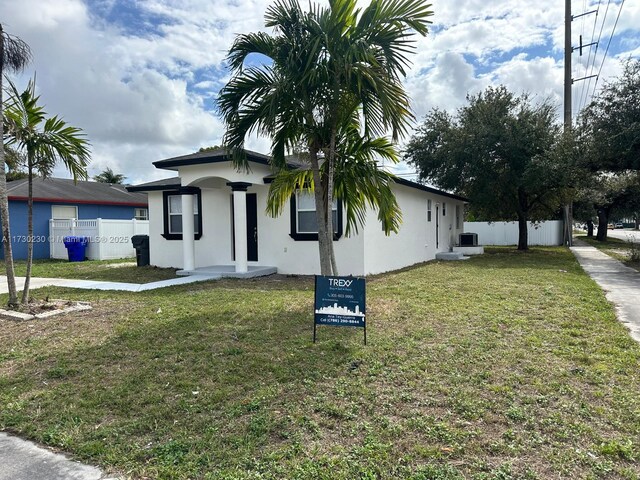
[577, 0, 611, 113]
[591, 0, 626, 99]
[577, 1, 601, 114]
[575, 0, 589, 116]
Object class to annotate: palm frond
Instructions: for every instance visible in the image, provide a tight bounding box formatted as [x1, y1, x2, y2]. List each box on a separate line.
[226, 32, 278, 72]
[266, 168, 315, 217]
[4, 76, 90, 182]
[0, 26, 32, 73]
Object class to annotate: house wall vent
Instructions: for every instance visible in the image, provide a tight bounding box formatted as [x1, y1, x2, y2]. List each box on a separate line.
[459, 232, 478, 247]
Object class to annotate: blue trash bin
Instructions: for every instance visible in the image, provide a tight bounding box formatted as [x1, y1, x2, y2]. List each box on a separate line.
[63, 236, 89, 262]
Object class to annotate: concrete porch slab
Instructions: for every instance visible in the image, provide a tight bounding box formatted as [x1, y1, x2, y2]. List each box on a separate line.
[453, 245, 485, 255]
[435, 252, 470, 261]
[177, 265, 277, 279]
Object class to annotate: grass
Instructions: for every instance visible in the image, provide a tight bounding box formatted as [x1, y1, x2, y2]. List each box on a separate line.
[577, 235, 640, 271]
[12, 258, 178, 283]
[1, 247, 639, 479]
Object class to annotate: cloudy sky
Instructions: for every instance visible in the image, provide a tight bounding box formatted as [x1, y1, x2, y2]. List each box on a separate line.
[3, 0, 638, 184]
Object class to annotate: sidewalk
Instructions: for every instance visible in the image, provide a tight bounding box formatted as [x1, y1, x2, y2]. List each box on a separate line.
[571, 240, 640, 342]
[0, 273, 221, 294]
[0, 433, 117, 480]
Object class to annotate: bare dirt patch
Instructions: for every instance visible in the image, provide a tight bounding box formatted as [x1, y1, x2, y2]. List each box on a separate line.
[0, 299, 92, 321]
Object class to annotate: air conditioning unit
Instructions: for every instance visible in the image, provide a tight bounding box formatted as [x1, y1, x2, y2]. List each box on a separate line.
[459, 232, 478, 247]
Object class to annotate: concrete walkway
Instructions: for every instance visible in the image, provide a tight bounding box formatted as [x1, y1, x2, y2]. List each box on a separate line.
[0, 433, 117, 480]
[0, 273, 221, 294]
[571, 241, 640, 342]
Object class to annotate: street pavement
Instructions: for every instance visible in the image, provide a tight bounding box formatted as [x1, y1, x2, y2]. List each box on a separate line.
[606, 228, 640, 242]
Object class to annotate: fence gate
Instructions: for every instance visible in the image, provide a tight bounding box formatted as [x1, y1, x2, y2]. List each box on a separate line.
[49, 218, 149, 260]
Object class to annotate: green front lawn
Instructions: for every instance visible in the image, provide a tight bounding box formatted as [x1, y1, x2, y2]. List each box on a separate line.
[1, 247, 639, 479]
[12, 258, 178, 283]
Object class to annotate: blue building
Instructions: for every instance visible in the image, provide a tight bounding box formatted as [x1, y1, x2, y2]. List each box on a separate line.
[3, 177, 148, 260]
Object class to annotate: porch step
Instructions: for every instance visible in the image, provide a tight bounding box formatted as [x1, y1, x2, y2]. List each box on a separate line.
[177, 265, 277, 278]
[452, 245, 485, 256]
[435, 252, 470, 261]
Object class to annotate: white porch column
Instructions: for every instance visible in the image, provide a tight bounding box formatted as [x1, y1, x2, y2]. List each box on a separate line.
[228, 182, 252, 273]
[181, 193, 195, 272]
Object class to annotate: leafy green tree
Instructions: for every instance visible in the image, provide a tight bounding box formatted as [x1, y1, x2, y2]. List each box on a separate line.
[0, 24, 31, 306]
[4, 146, 28, 181]
[4, 77, 90, 304]
[218, 0, 432, 275]
[93, 167, 125, 184]
[583, 173, 640, 241]
[576, 60, 640, 239]
[579, 60, 640, 172]
[405, 86, 569, 250]
[198, 145, 222, 153]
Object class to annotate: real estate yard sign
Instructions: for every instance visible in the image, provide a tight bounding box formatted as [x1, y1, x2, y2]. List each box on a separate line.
[314, 275, 366, 344]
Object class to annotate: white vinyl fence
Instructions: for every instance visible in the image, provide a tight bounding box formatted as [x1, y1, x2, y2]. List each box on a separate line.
[49, 218, 149, 260]
[464, 220, 564, 246]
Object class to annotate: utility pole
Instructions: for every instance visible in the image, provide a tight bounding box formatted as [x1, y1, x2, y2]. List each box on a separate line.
[564, 0, 572, 130]
[564, 0, 573, 247]
[564, 2, 598, 246]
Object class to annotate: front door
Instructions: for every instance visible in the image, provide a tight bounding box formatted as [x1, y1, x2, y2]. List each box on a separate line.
[246, 193, 258, 261]
[232, 193, 258, 262]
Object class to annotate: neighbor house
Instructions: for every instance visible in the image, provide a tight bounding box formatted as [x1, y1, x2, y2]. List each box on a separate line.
[2, 177, 148, 260]
[127, 148, 467, 276]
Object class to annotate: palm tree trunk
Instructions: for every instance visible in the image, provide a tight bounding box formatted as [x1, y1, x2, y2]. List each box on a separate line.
[21, 162, 33, 304]
[309, 148, 332, 275]
[327, 128, 338, 276]
[0, 169, 18, 307]
[0, 39, 19, 306]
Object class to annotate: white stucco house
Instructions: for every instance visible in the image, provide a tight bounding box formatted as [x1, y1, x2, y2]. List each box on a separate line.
[127, 148, 468, 277]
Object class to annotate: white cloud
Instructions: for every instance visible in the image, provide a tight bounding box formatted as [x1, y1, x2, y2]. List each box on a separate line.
[2, 0, 638, 184]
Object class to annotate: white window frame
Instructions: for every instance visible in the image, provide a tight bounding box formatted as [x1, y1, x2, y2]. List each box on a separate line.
[167, 194, 199, 235]
[51, 205, 78, 220]
[455, 204, 461, 229]
[134, 208, 148, 221]
[295, 191, 338, 234]
[427, 199, 432, 222]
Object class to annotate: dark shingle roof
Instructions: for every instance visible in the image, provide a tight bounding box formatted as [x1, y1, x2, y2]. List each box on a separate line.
[126, 177, 181, 192]
[135, 148, 468, 202]
[7, 177, 148, 206]
[153, 148, 274, 169]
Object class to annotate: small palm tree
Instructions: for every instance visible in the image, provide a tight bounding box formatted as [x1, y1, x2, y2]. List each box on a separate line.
[266, 122, 403, 239]
[218, 0, 432, 275]
[4, 77, 90, 304]
[0, 24, 31, 306]
[94, 167, 126, 184]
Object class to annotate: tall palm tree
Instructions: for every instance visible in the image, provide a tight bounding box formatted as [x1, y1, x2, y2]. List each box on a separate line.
[4, 77, 90, 304]
[94, 167, 126, 184]
[0, 24, 31, 306]
[218, 0, 432, 275]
